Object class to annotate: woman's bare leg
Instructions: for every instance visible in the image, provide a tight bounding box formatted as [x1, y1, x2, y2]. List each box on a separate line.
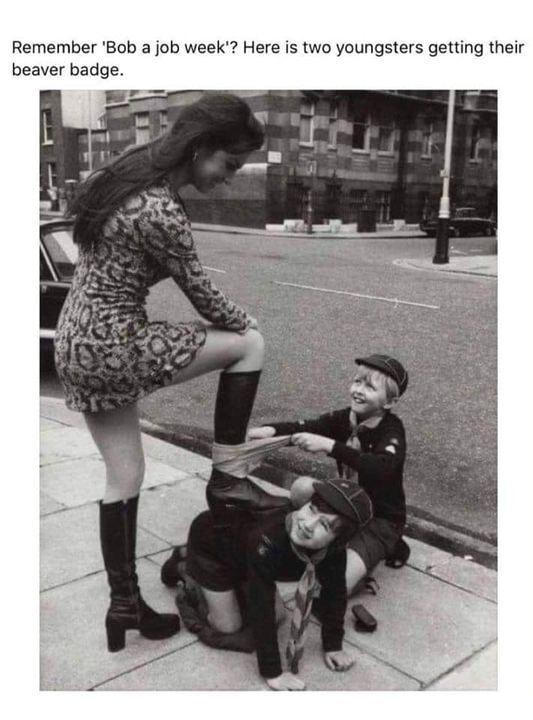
[84, 403, 145, 503]
[168, 327, 265, 384]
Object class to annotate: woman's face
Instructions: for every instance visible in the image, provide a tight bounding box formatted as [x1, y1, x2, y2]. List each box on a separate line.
[192, 149, 250, 193]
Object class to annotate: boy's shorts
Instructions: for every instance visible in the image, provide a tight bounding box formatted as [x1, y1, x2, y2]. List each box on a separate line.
[186, 511, 242, 592]
[348, 517, 404, 571]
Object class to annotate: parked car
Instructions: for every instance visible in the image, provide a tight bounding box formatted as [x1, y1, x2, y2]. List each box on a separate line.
[420, 207, 497, 237]
[40, 219, 77, 353]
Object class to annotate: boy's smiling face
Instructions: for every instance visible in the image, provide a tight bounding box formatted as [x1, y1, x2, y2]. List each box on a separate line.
[349, 364, 394, 420]
[289, 501, 338, 551]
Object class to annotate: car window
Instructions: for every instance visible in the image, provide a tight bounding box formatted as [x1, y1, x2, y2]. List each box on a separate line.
[41, 227, 78, 281]
[40, 249, 53, 281]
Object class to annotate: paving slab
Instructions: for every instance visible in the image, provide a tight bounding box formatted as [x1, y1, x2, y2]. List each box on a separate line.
[41, 417, 65, 433]
[341, 564, 497, 685]
[40, 426, 101, 466]
[137, 477, 209, 546]
[40, 559, 194, 690]
[40, 455, 188, 509]
[97, 620, 419, 691]
[406, 537, 455, 571]
[428, 557, 497, 603]
[41, 503, 170, 590]
[40, 398, 87, 429]
[40, 491, 64, 516]
[428, 642, 497, 690]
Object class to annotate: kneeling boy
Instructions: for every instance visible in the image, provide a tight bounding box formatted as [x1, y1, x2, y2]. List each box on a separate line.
[249, 353, 409, 596]
[186, 478, 372, 691]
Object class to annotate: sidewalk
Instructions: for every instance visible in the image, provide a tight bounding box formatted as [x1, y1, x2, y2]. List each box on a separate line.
[40, 396, 497, 691]
[192, 221, 427, 240]
[396, 255, 497, 278]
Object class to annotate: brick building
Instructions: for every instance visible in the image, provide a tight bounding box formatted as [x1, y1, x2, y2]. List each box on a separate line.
[40, 89, 497, 228]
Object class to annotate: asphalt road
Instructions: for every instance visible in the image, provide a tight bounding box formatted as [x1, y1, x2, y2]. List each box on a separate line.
[41, 231, 497, 541]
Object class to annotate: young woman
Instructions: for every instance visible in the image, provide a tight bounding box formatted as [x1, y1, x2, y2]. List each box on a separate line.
[54, 93, 275, 652]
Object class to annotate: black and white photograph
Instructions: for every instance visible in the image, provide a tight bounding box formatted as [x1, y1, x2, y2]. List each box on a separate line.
[39, 88, 498, 691]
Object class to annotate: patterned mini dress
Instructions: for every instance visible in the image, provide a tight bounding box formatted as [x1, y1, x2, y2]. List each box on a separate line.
[54, 181, 252, 413]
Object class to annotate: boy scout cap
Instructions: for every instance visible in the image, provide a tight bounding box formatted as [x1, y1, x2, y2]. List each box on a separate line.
[355, 354, 409, 396]
[313, 478, 373, 530]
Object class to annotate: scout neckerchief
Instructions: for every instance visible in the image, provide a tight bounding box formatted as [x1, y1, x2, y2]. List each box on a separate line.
[285, 513, 328, 674]
[342, 412, 383, 479]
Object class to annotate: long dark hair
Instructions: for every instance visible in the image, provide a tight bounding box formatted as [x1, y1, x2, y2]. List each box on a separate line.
[71, 93, 264, 248]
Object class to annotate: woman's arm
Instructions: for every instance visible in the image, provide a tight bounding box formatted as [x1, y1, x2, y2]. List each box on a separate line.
[135, 188, 253, 333]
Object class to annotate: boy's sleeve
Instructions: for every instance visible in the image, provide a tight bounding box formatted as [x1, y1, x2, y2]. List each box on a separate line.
[245, 532, 284, 679]
[316, 549, 348, 652]
[269, 408, 350, 439]
[134, 188, 252, 333]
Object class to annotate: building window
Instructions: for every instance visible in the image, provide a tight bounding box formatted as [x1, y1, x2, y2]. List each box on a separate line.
[328, 102, 338, 149]
[299, 99, 315, 145]
[421, 119, 434, 157]
[159, 110, 168, 133]
[47, 161, 57, 189]
[470, 122, 481, 160]
[378, 121, 395, 153]
[352, 110, 370, 151]
[135, 112, 151, 145]
[42, 109, 53, 144]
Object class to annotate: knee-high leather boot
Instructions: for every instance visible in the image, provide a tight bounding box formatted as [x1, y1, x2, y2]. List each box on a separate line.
[100, 496, 180, 652]
[205, 370, 289, 523]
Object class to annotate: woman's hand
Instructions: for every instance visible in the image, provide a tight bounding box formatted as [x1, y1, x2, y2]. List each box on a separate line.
[247, 426, 276, 440]
[247, 316, 259, 330]
[266, 672, 306, 691]
[291, 433, 335, 455]
[324, 649, 355, 672]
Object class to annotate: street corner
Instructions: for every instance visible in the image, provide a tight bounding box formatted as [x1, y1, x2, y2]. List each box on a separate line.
[393, 255, 497, 278]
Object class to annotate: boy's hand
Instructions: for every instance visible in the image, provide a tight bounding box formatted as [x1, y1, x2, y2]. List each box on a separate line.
[266, 672, 306, 691]
[291, 433, 335, 454]
[324, 649, 355, 672]
[247, 426, 276, 440]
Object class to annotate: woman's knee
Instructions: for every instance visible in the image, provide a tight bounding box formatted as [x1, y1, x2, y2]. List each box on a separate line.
[241, 328, 265, 361]
[106, 452, 145, 491]
[229, 328, 265, 371]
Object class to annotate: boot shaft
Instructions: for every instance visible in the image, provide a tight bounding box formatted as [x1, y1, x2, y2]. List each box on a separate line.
[99, 496, 139, 597]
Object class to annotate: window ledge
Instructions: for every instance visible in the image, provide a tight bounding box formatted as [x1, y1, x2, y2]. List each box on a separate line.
[352, 149, 370, 155]
[377, 151, 394, 157]
[42, 141, 54, 147]
[299, 142, 315, 149]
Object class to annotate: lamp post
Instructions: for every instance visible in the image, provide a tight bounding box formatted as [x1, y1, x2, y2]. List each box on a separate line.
[87, 90, 93, 173]
[305, 160, 317, 235]
[433, 89, 456, 264]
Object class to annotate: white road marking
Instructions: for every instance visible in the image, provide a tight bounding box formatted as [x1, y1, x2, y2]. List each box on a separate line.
[273, 280, 440, 310]
[204, 266, 226, 274]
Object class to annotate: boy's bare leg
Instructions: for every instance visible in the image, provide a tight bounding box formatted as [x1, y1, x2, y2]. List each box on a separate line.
[345, 549, 368, 596]
[201, 586, 243, 634]
[275, 589, 287, 626]
[290, 476, 316, 508]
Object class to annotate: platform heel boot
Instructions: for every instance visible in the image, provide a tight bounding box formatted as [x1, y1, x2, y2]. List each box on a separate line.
[206, 370, 289, 524]
[99, 496, 180, 652]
